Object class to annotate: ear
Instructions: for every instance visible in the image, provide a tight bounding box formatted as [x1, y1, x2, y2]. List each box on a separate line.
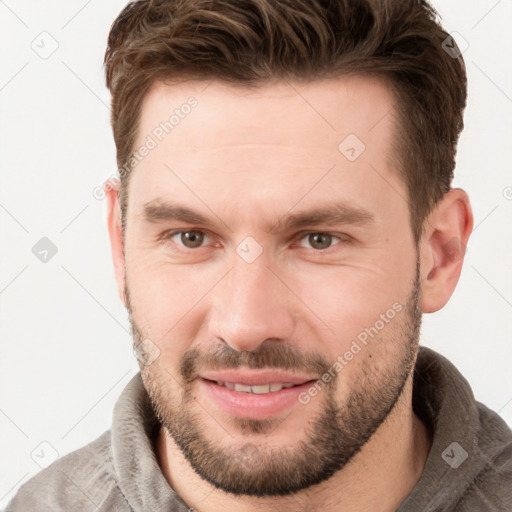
[105, 179, 127, 307]
[419, 188, 473, 313]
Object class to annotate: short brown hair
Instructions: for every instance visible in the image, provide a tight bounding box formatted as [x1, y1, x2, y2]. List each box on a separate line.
[105, 0, 467, 243]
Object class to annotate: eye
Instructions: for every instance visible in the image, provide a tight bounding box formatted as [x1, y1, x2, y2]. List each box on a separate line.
[298, 232, 344, 250]
[167, 230, 208, 249]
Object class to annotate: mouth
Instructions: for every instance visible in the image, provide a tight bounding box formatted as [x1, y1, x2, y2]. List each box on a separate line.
[204, 379, 306, 394]
[198, 375, 317, 420]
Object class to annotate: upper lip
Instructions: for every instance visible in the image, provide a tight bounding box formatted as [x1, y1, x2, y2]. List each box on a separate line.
[199, 370, 316, 386]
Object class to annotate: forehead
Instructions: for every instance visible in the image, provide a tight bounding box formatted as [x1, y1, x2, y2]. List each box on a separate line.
[137, 75, 396, 153]
[129, 76, 402, 220]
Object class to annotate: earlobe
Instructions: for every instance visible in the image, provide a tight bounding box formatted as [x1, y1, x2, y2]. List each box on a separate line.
[105, 180, 127, 307]
[419, 189, 473, 313]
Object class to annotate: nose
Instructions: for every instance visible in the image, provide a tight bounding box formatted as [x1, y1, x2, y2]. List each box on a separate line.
[208, 254, 296, 352]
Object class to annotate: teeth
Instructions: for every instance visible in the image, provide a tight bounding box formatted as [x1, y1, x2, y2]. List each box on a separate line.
[215, 381, 298, 394]
[234, 383, 252, 393]
[251, 384, 270, 394]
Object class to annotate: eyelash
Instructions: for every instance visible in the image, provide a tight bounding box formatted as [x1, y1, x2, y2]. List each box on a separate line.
[160, 229, 350, 253]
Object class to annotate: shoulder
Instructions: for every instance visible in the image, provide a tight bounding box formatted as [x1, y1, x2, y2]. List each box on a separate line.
[6, 430, 130, 512]
[457, 402, 512, 511]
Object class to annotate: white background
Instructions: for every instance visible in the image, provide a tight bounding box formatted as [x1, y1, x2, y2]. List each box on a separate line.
[0, 0, 511, 507]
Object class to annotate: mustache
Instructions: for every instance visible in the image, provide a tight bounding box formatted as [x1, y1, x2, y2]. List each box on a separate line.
[180, 340, 332, 383]
[128, 313, 333, 382]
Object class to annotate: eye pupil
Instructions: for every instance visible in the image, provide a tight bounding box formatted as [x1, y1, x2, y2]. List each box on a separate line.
[181, 231, 204, 248]
[309, 233, 332, 250]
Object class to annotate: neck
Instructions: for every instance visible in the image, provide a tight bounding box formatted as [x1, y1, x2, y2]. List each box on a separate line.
[157, 376, 431, 512]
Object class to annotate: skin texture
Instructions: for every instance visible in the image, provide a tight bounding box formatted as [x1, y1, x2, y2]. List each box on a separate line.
[106, 76, 473, 511]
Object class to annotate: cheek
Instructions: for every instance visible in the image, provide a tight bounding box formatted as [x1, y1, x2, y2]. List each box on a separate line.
[125, 254, 218, 339]
[285, 261, 414, 351]
[294, 268, 415, 395]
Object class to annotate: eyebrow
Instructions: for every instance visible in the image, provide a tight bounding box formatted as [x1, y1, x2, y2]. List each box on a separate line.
[144, 201, 210, 225]
[142, 200, 374, 232]
[269, 203, 375, 233]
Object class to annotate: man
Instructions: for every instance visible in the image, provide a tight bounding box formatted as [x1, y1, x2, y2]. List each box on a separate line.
[8, 0, 512, 510]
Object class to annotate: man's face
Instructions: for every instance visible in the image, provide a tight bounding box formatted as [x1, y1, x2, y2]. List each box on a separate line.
[122, 76, 422, 495]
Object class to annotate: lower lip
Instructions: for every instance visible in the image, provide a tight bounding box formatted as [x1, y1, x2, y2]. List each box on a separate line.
[199, 378, 315, 419]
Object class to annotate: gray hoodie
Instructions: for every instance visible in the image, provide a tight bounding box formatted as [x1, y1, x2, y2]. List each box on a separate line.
[6, 347, 512, 511]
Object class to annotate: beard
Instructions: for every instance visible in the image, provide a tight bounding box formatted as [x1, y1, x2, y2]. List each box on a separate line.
[126, 264, 422, 497]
